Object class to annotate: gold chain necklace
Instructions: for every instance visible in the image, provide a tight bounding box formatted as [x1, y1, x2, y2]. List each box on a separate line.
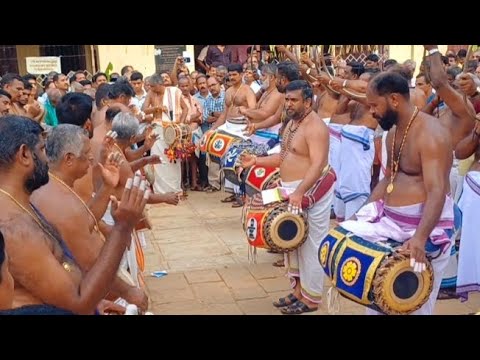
[258, 88, 275, 108]
[49, 172, 101, 234]
[280, 109, 311, 162]
[387, 106, 419, 194]
[0, 187, 74, 272]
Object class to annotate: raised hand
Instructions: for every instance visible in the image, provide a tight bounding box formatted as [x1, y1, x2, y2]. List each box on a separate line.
[99, 130, 118, 165]
[144, 126, 161, 150]
[98, 151, 124, 188]
[111, 174, 151, 229]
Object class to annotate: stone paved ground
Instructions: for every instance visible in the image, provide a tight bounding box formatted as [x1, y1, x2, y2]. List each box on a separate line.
[141, 191, 480, 315]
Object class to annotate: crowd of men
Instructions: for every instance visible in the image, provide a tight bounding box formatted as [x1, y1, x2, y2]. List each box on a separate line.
[0, 44, 479, 315]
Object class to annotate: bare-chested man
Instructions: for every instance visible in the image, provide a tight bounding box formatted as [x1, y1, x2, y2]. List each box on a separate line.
[332, 70, 379, 221]
[212, 63, 256, 130]
[338, 72, 454, 315]
[56, 93, 96, 203]
[94, 112, 179, 220]
[243, 62, 300, 138]
[238, 63, 284, 148]
[315, 63, 378, 220]
[0, 73, 24, 115]
[96, 113, 178, 285]
[0, 115, 149, 314]
[211, 63, 256, 207]
[0, 230, 14, 310]
[31, 124, 149, 312]
[142, 74, 187, 195]
[241, 80, 336, 314]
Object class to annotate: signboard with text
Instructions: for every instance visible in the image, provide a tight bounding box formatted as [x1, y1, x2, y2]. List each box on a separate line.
[26, 56, 62, 74]
[154, 45, 186, 74]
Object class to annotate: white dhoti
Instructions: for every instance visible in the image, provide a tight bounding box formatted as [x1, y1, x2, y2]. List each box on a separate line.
[341, 196, 455, 315]
[250, 123, 281, 148]
[101, 201, 143, 288]
[334, 125, 374, 221]
[151, 126, 181, 194]
[450, 156, 463, 204]
[456, 171, 480, 300]
[328, 123, 343, 217]
[283, 179, 334, 304]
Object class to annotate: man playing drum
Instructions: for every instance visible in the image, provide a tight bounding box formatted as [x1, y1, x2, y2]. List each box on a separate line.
[241, 80, 336, 314]
[339, 72, 455, 315]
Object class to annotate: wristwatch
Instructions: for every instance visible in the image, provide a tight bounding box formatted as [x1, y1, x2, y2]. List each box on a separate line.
[428, 48, 439, 56]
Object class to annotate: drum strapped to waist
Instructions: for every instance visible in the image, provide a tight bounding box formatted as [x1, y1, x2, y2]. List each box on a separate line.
[199, 129, 215, 153]
[205, 129, 242, 164]
[319, 226, 434, 315]
[163, 122, 192, 146]
[243, 165, 280, 196]
[243, 193, 308, 253]
[220, 140, 269, 187]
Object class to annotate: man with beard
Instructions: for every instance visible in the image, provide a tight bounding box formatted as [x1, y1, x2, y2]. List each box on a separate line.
[238, 63, 284, 148]
[241, 80, 336, 314]
[338, 72, 454, 315]
[30, 124, 149, 313]
[0, 116, 150, 314]
[243, 62, 300, 265]
[243, 62, 300, 138]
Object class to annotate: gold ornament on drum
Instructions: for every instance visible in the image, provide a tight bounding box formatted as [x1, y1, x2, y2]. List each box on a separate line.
[319, 242, 329, 268]
[340, 258, 361, 286]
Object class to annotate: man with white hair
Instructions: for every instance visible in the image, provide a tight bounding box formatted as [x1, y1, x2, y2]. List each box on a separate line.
[142, 74, 188, 196]
[31, 124, 149, 312]
[100, 112, 179, 289]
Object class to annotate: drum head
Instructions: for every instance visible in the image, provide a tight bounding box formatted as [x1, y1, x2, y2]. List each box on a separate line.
[372, 251, 433, 315]
[267, 210, 308, 251]
[164, 125, 177, 145]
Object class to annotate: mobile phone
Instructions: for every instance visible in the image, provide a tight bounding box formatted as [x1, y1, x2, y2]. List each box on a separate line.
[183, 57, 191, 63]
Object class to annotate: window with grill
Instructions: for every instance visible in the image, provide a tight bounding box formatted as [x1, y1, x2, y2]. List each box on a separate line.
[39, 45, 86, 74]
[0, 45, 19, 75]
